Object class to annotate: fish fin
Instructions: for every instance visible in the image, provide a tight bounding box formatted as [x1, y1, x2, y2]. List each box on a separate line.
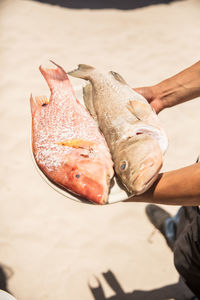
[30, 94, 48, 115]
[56, 139, 94, 149]
[83, 83, 98, 121]
[127, 100, 154, 121]
[39, 61, 71, 93]
[109, 71, 127, 85]
[68, 64, 95, 80]
[35, 95, 49, 106]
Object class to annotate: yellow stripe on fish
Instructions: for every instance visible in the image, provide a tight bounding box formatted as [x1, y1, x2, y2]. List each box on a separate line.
[56, 139, 95, 149]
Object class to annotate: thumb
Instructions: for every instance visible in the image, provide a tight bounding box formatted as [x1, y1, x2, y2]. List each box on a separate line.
[133, 87, 145, 96]
[133, 87, 153, 102]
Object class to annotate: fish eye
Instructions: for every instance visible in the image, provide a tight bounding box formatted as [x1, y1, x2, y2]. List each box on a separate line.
[75, 174, 80, 179]
[120, 161, 128, 171]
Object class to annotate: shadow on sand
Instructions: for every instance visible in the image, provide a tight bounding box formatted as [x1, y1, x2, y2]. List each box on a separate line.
[88, 270, 194, 300]
[31, 0, 179, 10]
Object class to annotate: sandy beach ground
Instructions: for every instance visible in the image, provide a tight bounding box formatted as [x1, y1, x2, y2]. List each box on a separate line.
[0, 0, 200, 299]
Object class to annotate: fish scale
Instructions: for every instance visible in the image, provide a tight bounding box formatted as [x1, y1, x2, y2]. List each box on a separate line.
[35, 100, 105, 170]
[31, 61, 114, 204]
[68, 64, 168, 196]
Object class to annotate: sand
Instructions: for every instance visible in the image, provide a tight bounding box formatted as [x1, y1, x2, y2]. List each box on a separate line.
[0, 0, 200, 299]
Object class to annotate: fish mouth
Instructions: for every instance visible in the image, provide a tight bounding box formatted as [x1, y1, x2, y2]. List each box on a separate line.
[129, 161, 162, 195]
[73, 164, 112, 205]
[144, 173, 158, 186]
[130, 172, 159, 195]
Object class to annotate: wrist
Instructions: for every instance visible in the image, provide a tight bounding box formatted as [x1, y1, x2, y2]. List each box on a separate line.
[152, 81, 178, 110]
[150, 83, 171, 112]
[151, 61, 200, 110]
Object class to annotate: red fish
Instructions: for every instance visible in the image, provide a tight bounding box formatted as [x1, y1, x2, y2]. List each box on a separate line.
[30, 61, 114, 204]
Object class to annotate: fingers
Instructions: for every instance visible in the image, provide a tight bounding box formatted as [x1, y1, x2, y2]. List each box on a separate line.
[133, 87, 154, 103]
[133, 87, 163, 114]
[133, 87, 147, 98]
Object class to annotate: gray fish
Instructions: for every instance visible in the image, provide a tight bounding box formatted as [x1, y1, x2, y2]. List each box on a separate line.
[68, 65, 168, 195]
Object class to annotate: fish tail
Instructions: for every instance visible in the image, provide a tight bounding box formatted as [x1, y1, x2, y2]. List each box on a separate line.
[39, 61, 72, 93]
[68, 64, 95, 80]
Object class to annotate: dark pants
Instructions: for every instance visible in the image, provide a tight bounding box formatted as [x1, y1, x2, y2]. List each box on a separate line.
[173, 206, 200, 297]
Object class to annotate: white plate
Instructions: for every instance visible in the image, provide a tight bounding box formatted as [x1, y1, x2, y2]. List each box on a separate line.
[0, 291, 17, 300]
[31, 84, 133, 205]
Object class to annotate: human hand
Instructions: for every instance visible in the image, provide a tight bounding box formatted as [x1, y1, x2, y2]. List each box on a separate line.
[134, 61, 200, 114]
[133, 86, 163, 114]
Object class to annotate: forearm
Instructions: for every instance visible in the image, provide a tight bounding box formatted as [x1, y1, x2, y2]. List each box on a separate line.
[126, 162, 200, 206]
[152, 61, 200, 110]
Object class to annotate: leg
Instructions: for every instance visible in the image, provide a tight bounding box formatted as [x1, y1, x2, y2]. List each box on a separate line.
[164, 207, 183, 246]
[146, 205, 200, 298]
[174, 206, 200, 298]
[145, 204, 175, 249]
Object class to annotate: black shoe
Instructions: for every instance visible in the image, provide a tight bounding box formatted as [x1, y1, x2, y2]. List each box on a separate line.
[145, 204, 174, 249]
